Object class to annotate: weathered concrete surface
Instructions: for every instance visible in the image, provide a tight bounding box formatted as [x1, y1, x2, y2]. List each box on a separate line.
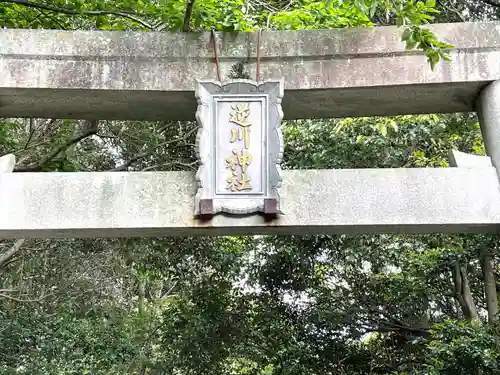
[1, 168, 499, 239]
[448, 149, 492, 168]
[0, 22, 499, 120]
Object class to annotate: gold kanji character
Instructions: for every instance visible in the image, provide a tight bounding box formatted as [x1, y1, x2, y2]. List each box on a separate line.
[226, 170, 239, 192]
[237, 173, 252, 191]
[225, 150, 239, 171]
[237, 149, 252, 174]
[229, 103, 251, 127]
[224, 149, 253, 192]
[229, 103, 252, 149]
[237, 149, 252, 191]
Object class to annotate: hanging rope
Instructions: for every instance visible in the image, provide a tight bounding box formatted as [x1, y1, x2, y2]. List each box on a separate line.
[256, 29, 262, 82]
[211, 29, 222, 82]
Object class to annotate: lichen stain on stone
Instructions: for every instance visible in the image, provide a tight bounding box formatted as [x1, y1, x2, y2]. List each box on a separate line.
[54, 31, 72, 41]
[97, 174, 124, 213]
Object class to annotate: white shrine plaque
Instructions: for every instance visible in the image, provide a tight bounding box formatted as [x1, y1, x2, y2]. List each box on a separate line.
[194, 79, 284, 218]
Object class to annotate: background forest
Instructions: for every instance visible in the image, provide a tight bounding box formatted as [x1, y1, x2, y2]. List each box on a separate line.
[1, 0, 500, 374]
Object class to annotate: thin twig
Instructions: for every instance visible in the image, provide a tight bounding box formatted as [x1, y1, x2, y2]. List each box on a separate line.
[436, 0, 466, 21]
[0, 0, 154, 29]
[35, 8, 70, 29]
[23, 118, 36, 150]
[14, 120, 99, 172]
[141, 161, 197, 171]
[110, 126, 198, 171]
[250, 0, 278, 12]
[0, 292, 47, 302]
[160, 281, 178, 299]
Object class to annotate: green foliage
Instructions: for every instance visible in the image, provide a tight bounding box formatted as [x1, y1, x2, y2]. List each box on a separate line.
[283, 114, 482, 169]
[401, 25, 453, 69]
[422, 320, 500, 375]
[0, 0, 452, 67]
[0, 121, 22, 155]
[269, 1, 373, 29]
[1, 314, 141, 375]
[193, 0, 256, 31]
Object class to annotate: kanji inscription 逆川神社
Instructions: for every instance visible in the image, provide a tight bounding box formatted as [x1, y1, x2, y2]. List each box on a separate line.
[226, 103, 253, 192]
[194, 79, 284, 217]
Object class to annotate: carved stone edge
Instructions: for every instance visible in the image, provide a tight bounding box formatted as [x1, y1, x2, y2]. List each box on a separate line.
[448, 149, 492, 168]
[193, 79, 284, 217]
[0, 154, 15, 174]
[194, 80, 212, 216]
[268, 79, 285, 212]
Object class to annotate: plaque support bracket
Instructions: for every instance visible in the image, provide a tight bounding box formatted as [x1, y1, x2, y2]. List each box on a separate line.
[197, 197, 279, 221]
[198, 199, 214, 221]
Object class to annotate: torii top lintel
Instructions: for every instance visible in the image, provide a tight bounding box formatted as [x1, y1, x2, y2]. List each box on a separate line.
[0, 22, 499, 121]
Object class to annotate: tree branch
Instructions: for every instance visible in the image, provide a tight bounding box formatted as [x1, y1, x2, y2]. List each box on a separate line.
[23, 118, 36, 150]
[436, 0, 466, 22]
[480, 246, 498, 323]
[0, 292, 47, 302]
[459, 264, 480, 322]
[110, 125, 198, 171]
[182, 0, 196, 32]
[477, 0, 500, 7]
[138, 279, 146, 320]
[141, 161, 197, 171]
[0, 239, 25, 269]
[452, 262, 481, 322]
[452, 262, 470, 319]
[110, 150, 156, 172]
[0, 0, 154, 29]
[36, 8, 70, 30]
[14, 120, 98, 172]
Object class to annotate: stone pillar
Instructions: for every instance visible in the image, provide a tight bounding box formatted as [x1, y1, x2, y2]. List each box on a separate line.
[477, 81, 500, 172]
[0, 154, 15, 174]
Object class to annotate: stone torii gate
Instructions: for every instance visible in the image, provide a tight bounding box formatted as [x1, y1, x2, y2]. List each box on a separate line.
[0, 21, 500, 239]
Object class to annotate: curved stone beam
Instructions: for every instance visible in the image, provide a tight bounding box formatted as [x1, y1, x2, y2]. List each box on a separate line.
[448, 149, 492, 168]
[0, 154, 15, 174]
[477, 80, 500, 174]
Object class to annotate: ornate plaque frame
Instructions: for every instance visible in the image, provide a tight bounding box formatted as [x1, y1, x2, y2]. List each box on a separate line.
[194, 79, 284, 218]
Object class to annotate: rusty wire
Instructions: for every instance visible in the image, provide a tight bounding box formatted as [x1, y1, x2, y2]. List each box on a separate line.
[211, 29, 262, 82]
[211, 30, 222, 82]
